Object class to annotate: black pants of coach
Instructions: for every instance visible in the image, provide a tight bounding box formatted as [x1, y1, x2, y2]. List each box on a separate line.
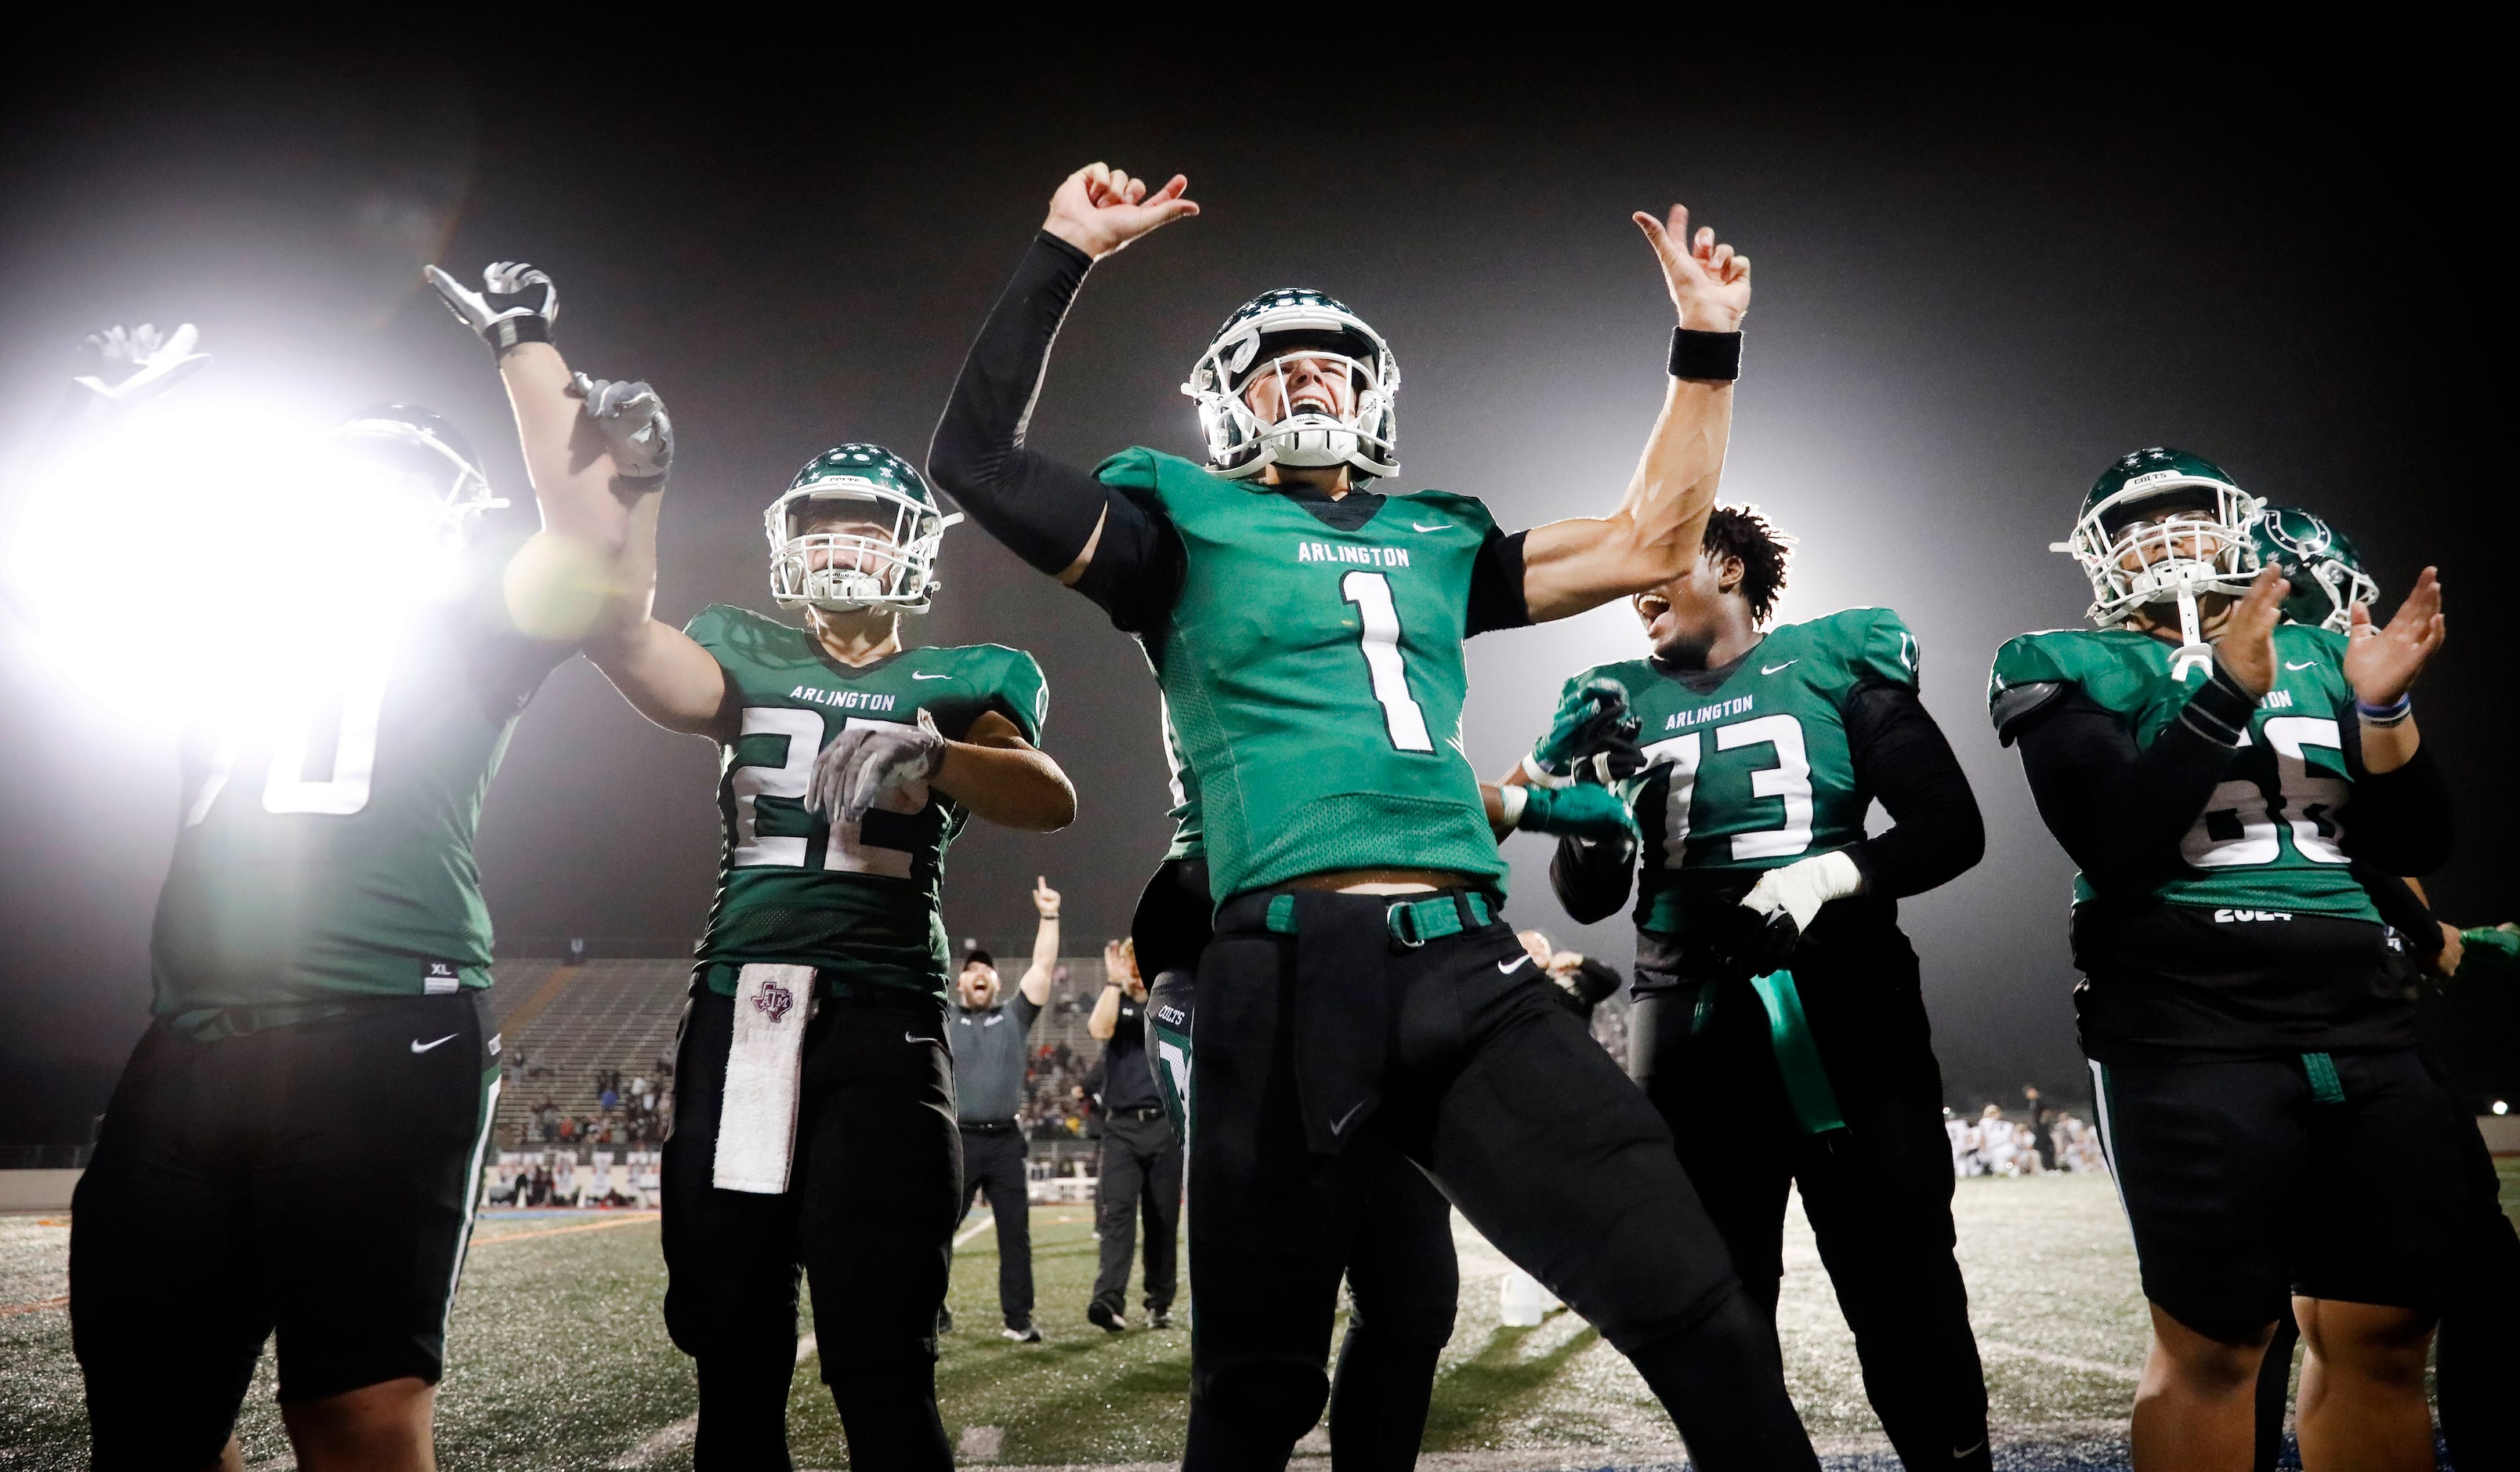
[72, 993, 498, 1472]
[1631, 912, 1992, 1472]
[1186, 888, 1816, 1472]
[955, 1124, 1034, 1328]
[661, 989, 960, 1471]
[1092, 1108, 1182, 1318]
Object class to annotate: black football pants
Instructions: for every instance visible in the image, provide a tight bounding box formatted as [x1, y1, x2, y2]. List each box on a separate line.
[1631, 927, 1993, 1472]
[955, 1125, 1035, 1328]
[1143, 908, 1461, 1472]
[661, 989, 959, 1471]
[2249, 1077, 2520, 1472]
[1184, 889, 1816, 1472]
[1091, 1109, 1182, 1317]
[72, 993, 499, 1472]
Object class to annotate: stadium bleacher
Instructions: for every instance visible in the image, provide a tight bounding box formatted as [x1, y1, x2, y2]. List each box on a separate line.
[483, 954, 1121, 1160]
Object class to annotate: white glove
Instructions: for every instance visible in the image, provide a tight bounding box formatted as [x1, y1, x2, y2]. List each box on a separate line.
[806, 709, 947, 825]
[574, 373, 674, 480]
[74, 323, 211, 403]
[424, 260, 558, 352]
[1740, 850, 1866, 932]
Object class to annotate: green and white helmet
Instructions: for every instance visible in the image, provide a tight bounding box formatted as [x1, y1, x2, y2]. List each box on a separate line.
[764, 444, 961, 614]
[1182, 287, 1399, 482]
[2252, 505, 2377, 633]
[2055, 447, 2263, 629]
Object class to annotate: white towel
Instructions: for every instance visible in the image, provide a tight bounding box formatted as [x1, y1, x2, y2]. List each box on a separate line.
[713, 963, 819, 1193]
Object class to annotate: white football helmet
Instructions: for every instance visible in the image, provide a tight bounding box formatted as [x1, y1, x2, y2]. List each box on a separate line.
[333, 404, 507, 536]
[2055, 447, 2261, 664]
[1183, 288, 1399, 482]
[765, 444, 961, 614]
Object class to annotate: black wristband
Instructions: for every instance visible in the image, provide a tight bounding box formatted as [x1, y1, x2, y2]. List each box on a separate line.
[486, 316, 554, 355]
[1668, 328, 1742, 381]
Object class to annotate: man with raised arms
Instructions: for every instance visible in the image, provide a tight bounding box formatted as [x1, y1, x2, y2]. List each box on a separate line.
[436, 262, 1074, 1471]
[932, 163, 1819, 1470]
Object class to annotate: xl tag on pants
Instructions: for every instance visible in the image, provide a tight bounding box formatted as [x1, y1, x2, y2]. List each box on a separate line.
[713, 964, 818, 1193]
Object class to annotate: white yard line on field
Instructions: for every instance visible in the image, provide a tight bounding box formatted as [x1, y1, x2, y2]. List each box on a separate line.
[1977, 1337, 2142, 1382]
[954, 1215, 997, 1247]
[607, 1332, 817, 1469]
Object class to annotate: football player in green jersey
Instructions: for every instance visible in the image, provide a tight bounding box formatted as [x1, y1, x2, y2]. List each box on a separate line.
[460, 278, 1073, 1472]
[2230, 508, 2520, 1472]
[1524, 504, 1995, 1471]
[70, 278, 611, 1471]
[936, 163, 1823, 1470]
[1989, 448, 2456, 1472]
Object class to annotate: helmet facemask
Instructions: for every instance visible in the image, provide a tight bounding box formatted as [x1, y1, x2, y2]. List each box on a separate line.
[2253, 507, 2379, 633]
[2298, 559, 2380, 633]
[2056, 477, 2261, 670]
[1186, 297, 1400, 483]
[766, 482, 958, 614]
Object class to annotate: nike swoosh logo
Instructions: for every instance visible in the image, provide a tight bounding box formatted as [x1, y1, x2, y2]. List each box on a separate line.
[1411, 521, 1454, 532]
[912, 672, 952, 680]
[2284, 660, 2315, 670]
[411, 1034, 458, 1054]
[1328, 1100, 1370, 1135]
[1761, 659, 1798, 675]
[1497, 954, 1530, 974]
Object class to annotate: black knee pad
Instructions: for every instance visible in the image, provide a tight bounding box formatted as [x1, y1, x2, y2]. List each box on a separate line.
[1195, 1358, 1330, 1450]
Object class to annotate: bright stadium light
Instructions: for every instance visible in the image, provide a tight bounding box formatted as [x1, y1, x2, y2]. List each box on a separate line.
[4, 393, 467, 737]
[2496, 1100, 2510, 1116]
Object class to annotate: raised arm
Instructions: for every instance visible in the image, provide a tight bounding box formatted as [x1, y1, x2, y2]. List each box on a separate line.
[1017, 879, 1061, 1008]
[426, 261, 729, 738]
[929, 165, 1198, 620]
[1520, 207, 1752, 623]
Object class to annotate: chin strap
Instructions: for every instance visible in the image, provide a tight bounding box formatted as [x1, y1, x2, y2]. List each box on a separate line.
[2167, 583, 2214, 683]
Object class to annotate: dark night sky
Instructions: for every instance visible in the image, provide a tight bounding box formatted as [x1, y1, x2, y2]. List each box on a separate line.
[2, 38, 2507, 1137]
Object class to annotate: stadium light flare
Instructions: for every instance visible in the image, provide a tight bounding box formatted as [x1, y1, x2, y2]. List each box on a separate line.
[2496, 1100, 2510, 1116]
[4, 395, 469, 736]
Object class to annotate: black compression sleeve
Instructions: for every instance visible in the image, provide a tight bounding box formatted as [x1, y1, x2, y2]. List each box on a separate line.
[1840, 678, 1984, 899]
[2012, 667, 2261, 897]
[929, 233, 1176, 622]
[2341, 744, 2455, 876]
[2356, 865, 2442, 953]
[1550, 833, 1636, 925]
[1465, 528, 1533, 636]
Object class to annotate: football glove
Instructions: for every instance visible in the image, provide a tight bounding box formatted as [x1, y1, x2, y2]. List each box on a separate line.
[806, 708, 947, 826]
[1522, 677, 1643, 788]
[73, 322, 210, 403]
[1710, 850, 1866, 981]
[1501, 781, 1638, 842]
[424, 260, 558, 353]
[573, 373, 674, 481]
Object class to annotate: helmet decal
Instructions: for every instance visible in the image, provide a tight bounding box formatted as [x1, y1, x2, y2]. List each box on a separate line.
[1182, 288, 1400, 483]
[2251, 505, 2378, 633]
[763, 444, 962, 615]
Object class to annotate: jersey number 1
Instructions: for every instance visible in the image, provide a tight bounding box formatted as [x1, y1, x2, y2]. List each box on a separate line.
[1341, 571, 1433, 752]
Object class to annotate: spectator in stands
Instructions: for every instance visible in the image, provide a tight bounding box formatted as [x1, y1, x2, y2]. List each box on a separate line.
[947, 879, 1062, 1343]
[1085, 939, 1181, 1332]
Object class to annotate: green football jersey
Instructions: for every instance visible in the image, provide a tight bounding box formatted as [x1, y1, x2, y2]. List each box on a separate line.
[1095, 448, 1508, 902]
[151, 555, 567, 1022]
[1986, 622, 2376, 921]
[1574, 607, 1920, 937]
[1158, 698, 1204, 862]
[688, 605, 1047, 1001]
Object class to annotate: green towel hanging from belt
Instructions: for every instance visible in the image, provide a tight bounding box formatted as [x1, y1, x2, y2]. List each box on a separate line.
[1751, 970, 1846, 1137]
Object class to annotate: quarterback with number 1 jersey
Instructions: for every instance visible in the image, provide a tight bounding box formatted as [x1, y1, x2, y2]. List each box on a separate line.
[936, 164, 1821, 1470]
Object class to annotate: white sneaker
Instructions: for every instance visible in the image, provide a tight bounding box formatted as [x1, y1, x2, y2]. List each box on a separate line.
[1001, 1322, 1041, 1343]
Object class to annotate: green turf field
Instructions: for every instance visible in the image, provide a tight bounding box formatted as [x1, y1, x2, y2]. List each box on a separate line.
[5, 1164, 2514, 1469]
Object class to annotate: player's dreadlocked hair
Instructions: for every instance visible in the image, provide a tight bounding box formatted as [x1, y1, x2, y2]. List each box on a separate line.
[1703, 505, 1793, 625]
